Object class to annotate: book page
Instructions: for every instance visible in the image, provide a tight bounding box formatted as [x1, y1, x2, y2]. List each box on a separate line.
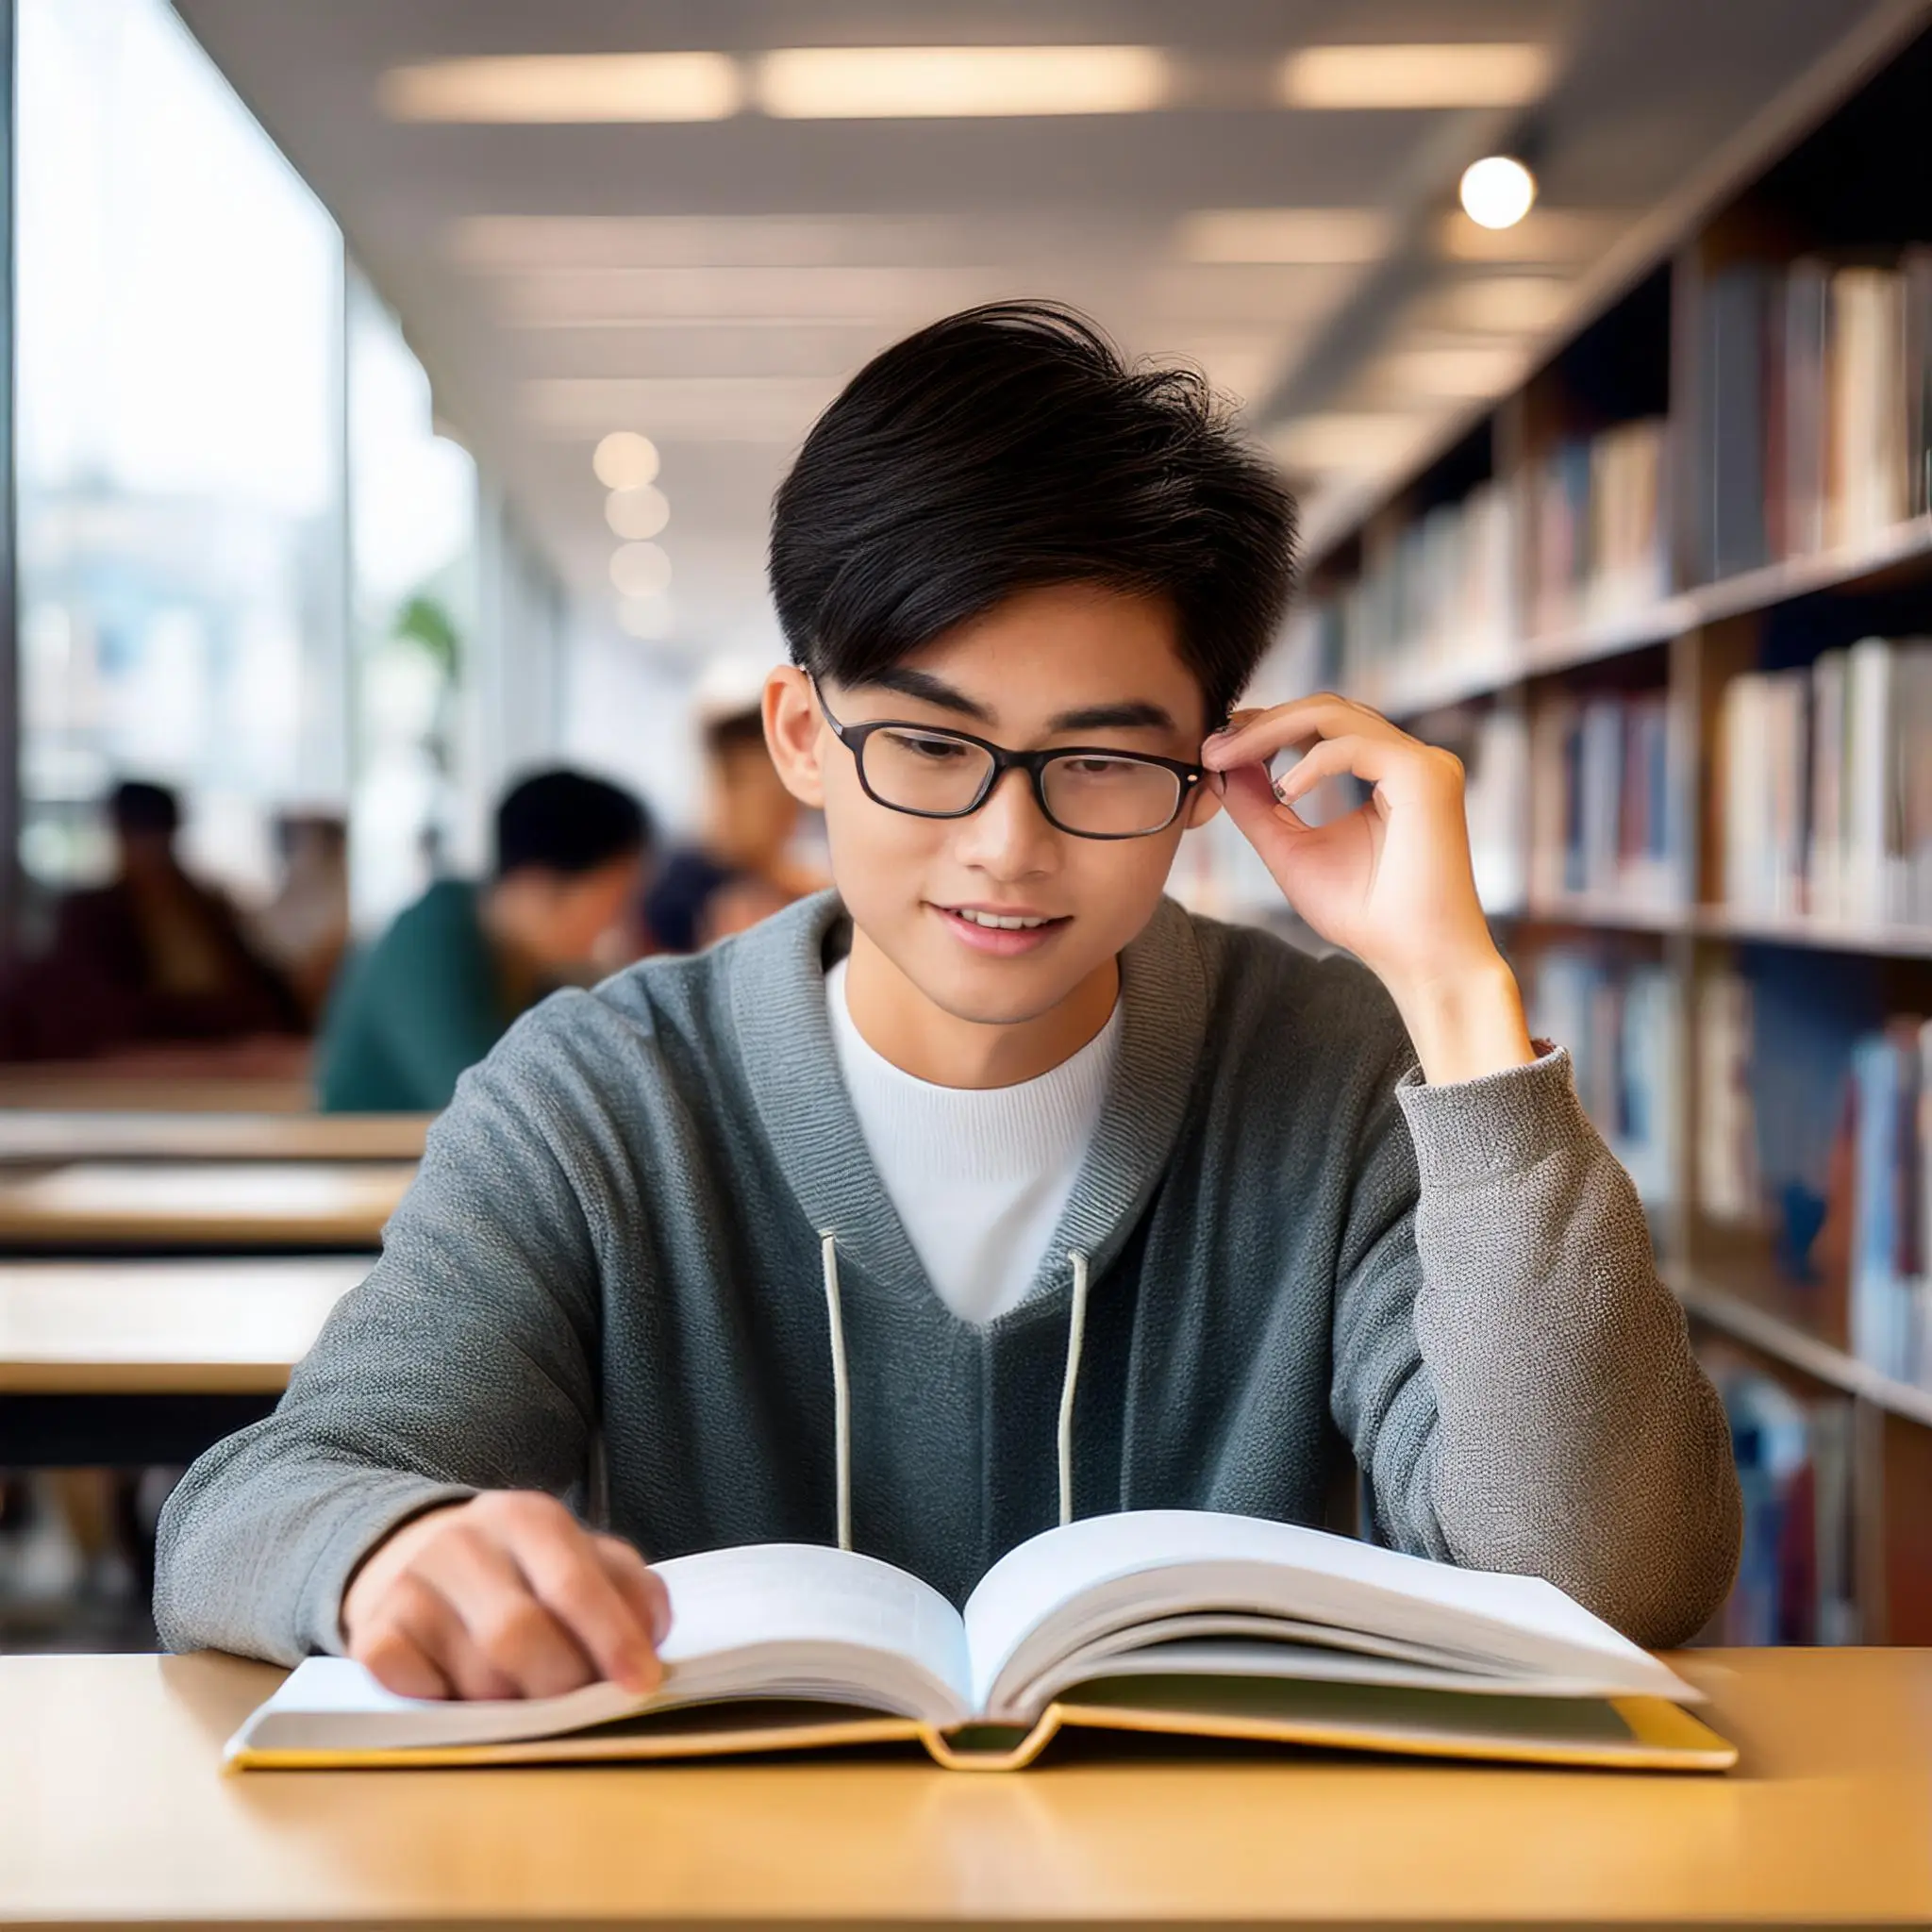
[961, 1510, 1692, 1719]
[232, 1542, 973, 1758]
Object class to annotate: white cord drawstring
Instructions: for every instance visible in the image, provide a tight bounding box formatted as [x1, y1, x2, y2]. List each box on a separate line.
[1057, 1249, 1091, 1528]
[820, 1231, 853, 1553]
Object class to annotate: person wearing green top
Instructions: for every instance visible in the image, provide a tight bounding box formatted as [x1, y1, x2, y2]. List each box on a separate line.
[317, 771, 650, 1113]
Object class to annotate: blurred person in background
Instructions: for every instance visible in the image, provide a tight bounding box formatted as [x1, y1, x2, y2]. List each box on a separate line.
[316, 769, 652, 1113]
[641, 661, 824, 952]
[0, 779, 306, 1061]
[249, 811, 351, 1025]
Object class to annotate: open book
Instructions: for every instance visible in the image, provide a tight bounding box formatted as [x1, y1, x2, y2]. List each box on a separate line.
[226, 1510, 1734, 1773]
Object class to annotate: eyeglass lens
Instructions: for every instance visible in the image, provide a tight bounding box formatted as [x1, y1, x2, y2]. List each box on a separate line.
[859, 726, 1181, 836]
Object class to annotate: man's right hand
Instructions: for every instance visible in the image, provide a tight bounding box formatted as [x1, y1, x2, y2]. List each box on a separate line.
[340, 1491, 670, 1701]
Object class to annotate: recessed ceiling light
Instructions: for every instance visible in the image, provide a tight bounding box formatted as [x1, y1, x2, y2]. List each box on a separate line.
[754, 45, 1169, 118]
[1278, 43, 1552, 109]
[1177, 209, 1391, 264]
[1266, 412, 1441, 474]
[592, 432, 660, 490]
[1374, 343, 1528, 398]
[377, 53, 743, 123]
[610, 541, 672, 598]
[1436, 209, 1621, 262]
[606, 485, 671, 541]
[1434, 275, 1574, 332]
[1459, 156, 1538, 230]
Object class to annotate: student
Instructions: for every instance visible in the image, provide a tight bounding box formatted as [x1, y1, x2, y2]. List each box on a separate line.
[156, 305, 1740, 1697]
[315, 770, 650, 1114]
[0, 780, 305, 1060]
[641, 673, 821, 953]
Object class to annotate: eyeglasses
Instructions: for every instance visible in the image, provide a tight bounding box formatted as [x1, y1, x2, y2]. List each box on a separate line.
[813, 681, 1205, 841]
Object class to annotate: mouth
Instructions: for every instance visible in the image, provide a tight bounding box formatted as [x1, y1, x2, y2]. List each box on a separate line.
[930, 902, 1070, 956]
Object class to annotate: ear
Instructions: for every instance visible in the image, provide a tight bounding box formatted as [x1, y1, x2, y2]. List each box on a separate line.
[1182, 772, 1225, 832]
[762, 666, 826, 810]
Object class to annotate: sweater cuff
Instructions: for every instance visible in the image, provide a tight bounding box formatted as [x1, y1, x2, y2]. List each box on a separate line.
[296, 1474, 478, 1658]
[1394, 1041, 1586, 1189]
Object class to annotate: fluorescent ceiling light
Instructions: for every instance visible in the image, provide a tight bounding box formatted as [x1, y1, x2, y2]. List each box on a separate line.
[497, 265, 1003, 326]
[1436, 209, 1624, 262]
[1266, 412, 1439, 475]
[1374, 343, 1528, 399]
[1178, 209, 1390, 264]
[754, 45, 1169, 118]
[1434, 275, 1573, 332]
[378, 53, 742, 123]
[1278, 43, 1552, 109]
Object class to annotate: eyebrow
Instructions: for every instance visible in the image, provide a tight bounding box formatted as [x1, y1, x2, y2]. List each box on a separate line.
[860, 669, 1178, 737]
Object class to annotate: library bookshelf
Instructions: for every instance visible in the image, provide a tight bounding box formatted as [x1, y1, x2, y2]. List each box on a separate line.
[1184, 16, 1932, 1646]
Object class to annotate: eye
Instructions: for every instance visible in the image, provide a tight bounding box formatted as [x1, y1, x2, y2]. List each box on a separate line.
[1060, 756, 1139, 779]
[886, 729, 972, 763]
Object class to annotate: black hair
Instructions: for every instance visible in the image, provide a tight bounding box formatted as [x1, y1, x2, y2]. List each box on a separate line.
[769, 301, 1298, 729]
[494, 770, 651, 881]
[109, 780, 181, 840]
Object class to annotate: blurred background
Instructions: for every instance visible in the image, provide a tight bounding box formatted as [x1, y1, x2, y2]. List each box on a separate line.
[0, 0, 1927, 1657]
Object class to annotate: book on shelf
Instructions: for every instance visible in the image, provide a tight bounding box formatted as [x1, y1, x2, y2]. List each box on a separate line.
[1703, 1355, 1857, 1645]
[223, 1510, 1735, 1774]
[1524, 949, 1679, 1212]
[1705, 250, 1932, 580]
[1849, 1020, 1930, 1388]
[1716, 637, 1932, 927]
[1527, 689, 1683, 911]
[1527, 421, 1671, 639]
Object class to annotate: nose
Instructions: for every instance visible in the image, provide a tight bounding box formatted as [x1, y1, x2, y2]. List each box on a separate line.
[952, 766, 1059, 879]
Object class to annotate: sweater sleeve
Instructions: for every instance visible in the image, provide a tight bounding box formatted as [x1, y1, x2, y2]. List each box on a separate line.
[152, 1015, 609, 1665]
[1327, 1041, 1741, 1648]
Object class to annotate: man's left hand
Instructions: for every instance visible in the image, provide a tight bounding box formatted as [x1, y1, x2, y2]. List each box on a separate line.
[1202, 693, 1537, 1085]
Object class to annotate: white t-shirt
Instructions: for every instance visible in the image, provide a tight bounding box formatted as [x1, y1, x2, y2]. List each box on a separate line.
[824, 956, 1121, 1325]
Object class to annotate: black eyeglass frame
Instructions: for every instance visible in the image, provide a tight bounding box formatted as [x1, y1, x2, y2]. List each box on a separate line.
[812, 679, 1207, 841]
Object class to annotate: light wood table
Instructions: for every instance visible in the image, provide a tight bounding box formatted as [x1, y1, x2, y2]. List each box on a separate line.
[0, 1160, 415, 1250]
[0, 1112, 431, 1164]
[2, 1649, 1928, 1927]
[0, 1256, 369, 1464]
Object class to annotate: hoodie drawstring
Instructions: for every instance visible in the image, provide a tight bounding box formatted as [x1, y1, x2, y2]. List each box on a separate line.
[818, 1234, 1092, 1550]
[820, 1231, 853, 1553]
[1058, 1249, 1091, 1528]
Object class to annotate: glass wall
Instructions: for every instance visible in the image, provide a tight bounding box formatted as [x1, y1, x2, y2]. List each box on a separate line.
[11, 0, 569, 941]
[14, 0, 345, 905]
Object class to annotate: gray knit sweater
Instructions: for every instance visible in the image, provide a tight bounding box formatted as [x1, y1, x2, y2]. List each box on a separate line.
[154, 892, 1740, 1661]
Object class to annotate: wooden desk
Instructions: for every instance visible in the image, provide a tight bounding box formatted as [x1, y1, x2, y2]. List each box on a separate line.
[0, 1160, 415, 1251]
[0, 1112, 431, 1164]
[2, 1649, 1927, 1927]
[0, 1256, 368, 1464]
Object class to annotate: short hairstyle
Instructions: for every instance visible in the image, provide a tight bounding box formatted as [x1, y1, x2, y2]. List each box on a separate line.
[494, 770, 651, 880]
[109, 780, 181, 840]
[769, 302, 1298, 728]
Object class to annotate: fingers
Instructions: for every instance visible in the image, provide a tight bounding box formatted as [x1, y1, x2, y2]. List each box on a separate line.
[1273, 735, 1392, 806]
[1202, 692, 1402, 770]
[341, 1491, 670, 1703]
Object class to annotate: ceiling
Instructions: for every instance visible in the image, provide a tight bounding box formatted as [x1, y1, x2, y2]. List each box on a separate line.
[173, 0, 1913, 669]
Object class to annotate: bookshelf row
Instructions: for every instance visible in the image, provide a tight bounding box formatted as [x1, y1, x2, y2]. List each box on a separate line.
[1223, 20, 1932, 1645]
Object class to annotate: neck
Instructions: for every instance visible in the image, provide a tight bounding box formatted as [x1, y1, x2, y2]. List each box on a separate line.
[841, 925, 1117, 1089]
[478, 881, 546, 1008]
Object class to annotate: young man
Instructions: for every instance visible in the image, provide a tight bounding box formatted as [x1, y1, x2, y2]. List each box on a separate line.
[316, 769, 651, 1113]
[156, 305, 1739, 1699]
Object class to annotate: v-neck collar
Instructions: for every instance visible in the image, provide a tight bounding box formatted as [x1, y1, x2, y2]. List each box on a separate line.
[728, 891, 1211, 1316]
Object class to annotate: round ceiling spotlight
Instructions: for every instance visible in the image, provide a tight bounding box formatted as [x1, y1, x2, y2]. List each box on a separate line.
[1458, 155, 1537, 230]
[609, 541, 672, 599]
[593, 430, 660, 491]
[606, 484, 670, 541]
